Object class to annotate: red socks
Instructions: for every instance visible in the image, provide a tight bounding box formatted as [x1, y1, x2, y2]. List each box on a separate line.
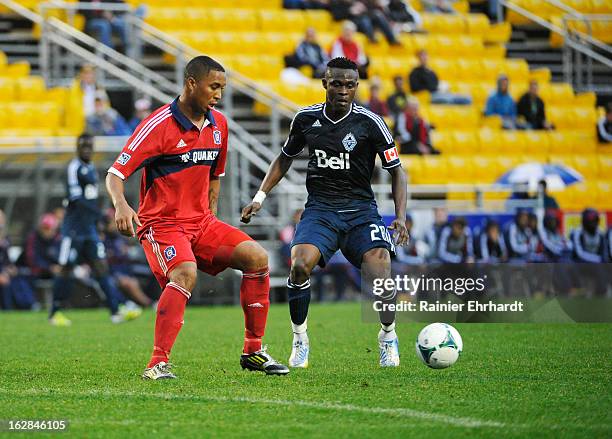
[240, 268, 270, 354]
[147, 282, 190, 368]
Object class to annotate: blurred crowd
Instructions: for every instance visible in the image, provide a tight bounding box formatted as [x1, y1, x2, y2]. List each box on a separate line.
[0, 208, 158, 311]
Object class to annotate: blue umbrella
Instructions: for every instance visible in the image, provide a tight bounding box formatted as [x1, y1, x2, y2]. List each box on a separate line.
[497, 162, 583, 190]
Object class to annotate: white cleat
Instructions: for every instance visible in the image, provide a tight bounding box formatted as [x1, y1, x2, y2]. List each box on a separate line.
[142, 362, 176, 380]
[379, 335, 400, 367]
[288, 337, 310, 368]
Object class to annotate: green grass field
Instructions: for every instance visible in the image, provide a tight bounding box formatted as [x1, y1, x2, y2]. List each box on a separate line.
[1, 303, 611, 438]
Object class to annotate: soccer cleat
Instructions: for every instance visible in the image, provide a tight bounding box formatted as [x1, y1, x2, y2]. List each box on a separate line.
[142, 362, 176, 380]
[49, 312, 72, 327]
[379, 336, 400, 367]
[288, 339, 310, 368]
[240, 346, 290, 375]
[119, 302, 143, 321]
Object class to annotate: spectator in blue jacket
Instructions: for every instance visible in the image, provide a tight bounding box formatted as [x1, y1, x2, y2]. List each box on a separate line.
[475, 219, 507, 263]
[438, 217, 474, 264]
[86, 92, 131, 136]
[570, 208, 608, 296]
[285, 28, 330, 78]
[485, 75, 519, 129]
[505, 209, 537, 262]
[24, 213, 62, 281]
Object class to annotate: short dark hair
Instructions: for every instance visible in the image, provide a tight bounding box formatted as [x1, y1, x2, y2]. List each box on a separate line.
[184, 56, 225, 83]
[77, 132, 94, 148]
[326, 57, 358, 72]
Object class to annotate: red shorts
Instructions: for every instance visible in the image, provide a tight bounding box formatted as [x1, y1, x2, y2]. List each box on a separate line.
[139, 215, 252, 288]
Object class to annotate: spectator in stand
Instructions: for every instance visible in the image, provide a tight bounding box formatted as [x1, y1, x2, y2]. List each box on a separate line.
[425, 206, 448, 262]
[367, 82, 389, 117]
[409, 50, 471, 105]
[387, 75, 408, 117]
[0, 210, 37, 310]
[485, 74, 520, 129]
[570, 208, 608, 296]
[284, 0, 329, 8]
[24, 213, 62, 282]
[78, 64, 108, 118]
[422, 0, 456, 13]
[597, 102, 612, 143]
[128, 97, 152, 133]
[395, 98, 438, 155]
[607, 225, 612, 263]
[533, 179, 559, 210]
[517, 80, 553, 130]
[395, 214, 424, 265]
[438, 217, 474, 264]
[386, 0, 423, 33]
[538, 211, 570, 263]
[330, 21, 369, 78]
[103, 211, 155, 308]
[82, 0, 130, 52]
[505, 209, 537, 262]
[475, 219, 508, 263]
[285, 28, 330, 79]
[86, 92, 131, 136]
[329, 0, 399, 45]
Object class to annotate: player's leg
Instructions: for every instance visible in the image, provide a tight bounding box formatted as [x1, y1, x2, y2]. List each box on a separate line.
[141, 227, 196, 379]
[49, 236, 75, 326]
[342, 219, 399, 367]
[196, 220, 288, 375]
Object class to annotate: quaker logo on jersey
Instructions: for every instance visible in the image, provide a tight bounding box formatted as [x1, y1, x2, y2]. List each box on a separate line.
[179, 150, 219, 164]
[383, 146, 399, 163]
[164, 245, 176, 261]
[342, 132, 357, 152]
[116, 152, 131, 166]
[213, 130, 222, 145]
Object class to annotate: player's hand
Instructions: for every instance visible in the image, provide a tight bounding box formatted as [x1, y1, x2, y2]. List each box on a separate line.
[115, 201, 141, 237]
[240, 202, 262, 224]
[389, 218, 409, 246]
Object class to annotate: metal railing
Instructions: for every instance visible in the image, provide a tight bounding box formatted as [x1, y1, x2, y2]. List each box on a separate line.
[500, 0, 612, 92]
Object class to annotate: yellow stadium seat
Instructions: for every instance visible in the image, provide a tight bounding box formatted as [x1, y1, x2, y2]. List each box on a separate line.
[496, 155, 522, 176]
[573, 130, 597, 154]
[452, 131, 480, 154]
[0, 78, 16, 101]
[258, 56, 283, 80]
[3, 61, 30, 78]
[529, 68, 551, 83]
[422, 13, 466, 34]
[430, 130, 454, 154]
[209, 9, 258, 32]
[595, 180, 612, 210]
[0, 51, 7, 70]
[8, 103, 36, 128]
[503, 59, 529, 83]
[454, 59, 480, 81]
[262, 32, 301, 56]
[401, 155, 424, 183]
[428, 58, 455, 82]
[547, 83, 574, 105]
[548, 131, 575, 154]
[480, 59, 505, 81]
[485, 22, 511, 44]
[233, 56, 263, 80]
[498, 131, 527, 154]
[571, 155, 599, 180]
[421, 156, 449, 184]
[259, 10, 306, 32]
[16, 76, 46, 101]
[447, 155, 474, 182]
[33, 102, 61, 129]
[478, 128, 501, 154]
[547, 107, 571, 129]
[591, 0, 612, 13]
[303, 10, 333, 32]
[472, 156, 501, 182]
[574, 91, 596, 107]
[214, 33, 243, 55]
[571, 107, 598, 129]
[465, 13, 490, 36]
[522, 130, 550, 154]
[597, 155, 612, 180]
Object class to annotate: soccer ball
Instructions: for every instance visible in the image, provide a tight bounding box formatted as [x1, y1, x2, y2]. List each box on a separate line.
[415, 323, 463, 369]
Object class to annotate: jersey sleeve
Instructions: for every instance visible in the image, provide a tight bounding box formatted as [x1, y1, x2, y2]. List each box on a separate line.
[67, 160, 84, 201]
[211, 123, 228, 177]
[369, 116, 401, 170]
[107, 115, 165, 180]
[281, 112, 306, 157]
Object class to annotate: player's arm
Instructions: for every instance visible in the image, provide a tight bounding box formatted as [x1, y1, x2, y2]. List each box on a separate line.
[241, 112, 305, 224]
[209, 176, 220, 216]
[240, 153, 294, 223]
[106, 173, 141, 237]
[388, 165, 409, 246]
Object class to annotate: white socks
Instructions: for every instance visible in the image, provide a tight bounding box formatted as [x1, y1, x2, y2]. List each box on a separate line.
[292, 319, 309, 344]
[378, 322, 397, 342]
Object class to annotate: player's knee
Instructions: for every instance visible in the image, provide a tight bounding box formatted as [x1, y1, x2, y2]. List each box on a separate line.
[169, 263, 197, 292]
[362, 248, 391, 278]
[235, 240, 268, 272]
[290, 260, 311, 284]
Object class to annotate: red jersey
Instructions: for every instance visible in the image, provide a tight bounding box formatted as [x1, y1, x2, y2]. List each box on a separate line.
[108, 98, 228, 236]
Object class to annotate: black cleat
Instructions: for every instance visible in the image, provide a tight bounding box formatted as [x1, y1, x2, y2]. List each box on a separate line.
[240, 347, 290, 376]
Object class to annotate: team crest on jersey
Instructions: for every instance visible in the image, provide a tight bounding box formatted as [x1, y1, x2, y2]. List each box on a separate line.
[164, 246, 176, 261]
[116, 152, 131, 166]
[342, 132, 357, 152]
[213, 130, 222, 145]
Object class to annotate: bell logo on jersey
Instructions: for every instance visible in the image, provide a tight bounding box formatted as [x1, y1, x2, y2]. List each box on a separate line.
[383, 146, 399, 163]
[342, 132, 357, 152]
[315, 149, 350, 170]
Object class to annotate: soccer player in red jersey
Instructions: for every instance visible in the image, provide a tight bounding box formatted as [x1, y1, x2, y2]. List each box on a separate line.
[106, 56, 289, 379]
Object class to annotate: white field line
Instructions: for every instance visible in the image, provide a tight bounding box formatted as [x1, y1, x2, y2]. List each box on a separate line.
[1, 388, 506, 429]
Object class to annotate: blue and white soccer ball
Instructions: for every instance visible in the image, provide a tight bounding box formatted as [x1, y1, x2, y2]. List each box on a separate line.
[415, 323, 463, 369]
